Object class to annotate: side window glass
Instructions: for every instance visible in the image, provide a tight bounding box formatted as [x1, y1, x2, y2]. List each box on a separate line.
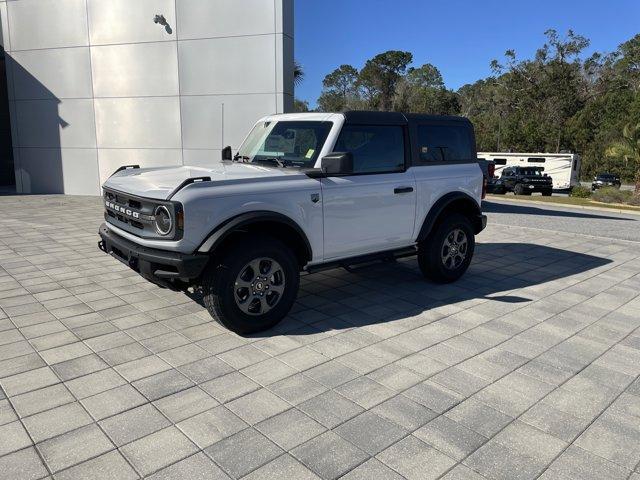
[417, 125, 472, 162]
[334, 125, 405, 174]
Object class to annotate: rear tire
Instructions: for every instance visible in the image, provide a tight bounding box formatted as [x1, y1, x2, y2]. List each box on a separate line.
[542, 190, 552, 196]
[200, 236, 299, 334]
[418, 213, 475, 284]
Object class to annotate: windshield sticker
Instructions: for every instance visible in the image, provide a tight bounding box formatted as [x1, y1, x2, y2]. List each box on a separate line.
[305, 149, 315, 159]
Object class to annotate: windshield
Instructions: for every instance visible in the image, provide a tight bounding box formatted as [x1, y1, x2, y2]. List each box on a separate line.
[597, 174, 616, 180]
[236, 121, 332, 168]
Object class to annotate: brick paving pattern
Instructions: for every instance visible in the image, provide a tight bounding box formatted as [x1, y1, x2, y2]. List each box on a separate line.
[0, 195, 639, 479]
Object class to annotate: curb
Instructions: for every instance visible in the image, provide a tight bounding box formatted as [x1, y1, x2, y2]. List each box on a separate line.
[484, 195, 640, 216]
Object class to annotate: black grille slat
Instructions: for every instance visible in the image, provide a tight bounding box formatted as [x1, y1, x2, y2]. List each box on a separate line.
[103, 188, 160, 238]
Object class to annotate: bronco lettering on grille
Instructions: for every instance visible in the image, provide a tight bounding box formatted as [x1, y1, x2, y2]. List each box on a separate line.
[105, 201, 140, 219]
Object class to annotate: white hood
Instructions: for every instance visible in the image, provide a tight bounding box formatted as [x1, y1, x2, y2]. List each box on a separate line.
[102, 162, 302, 200]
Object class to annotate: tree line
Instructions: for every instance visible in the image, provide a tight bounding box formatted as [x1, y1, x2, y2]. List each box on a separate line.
[296, 30, 640, 190]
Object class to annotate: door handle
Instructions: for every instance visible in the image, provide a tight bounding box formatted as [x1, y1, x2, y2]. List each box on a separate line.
[394, 186, 414, 194]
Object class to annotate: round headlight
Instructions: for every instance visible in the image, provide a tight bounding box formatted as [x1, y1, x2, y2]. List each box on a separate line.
[154, 205, 172, 236]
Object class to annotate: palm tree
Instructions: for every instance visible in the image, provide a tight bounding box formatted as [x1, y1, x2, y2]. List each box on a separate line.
[294, 61, 304, 87]
[606, 122, 640, 195]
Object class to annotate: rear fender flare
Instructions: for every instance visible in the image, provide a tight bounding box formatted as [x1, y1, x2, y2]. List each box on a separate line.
[417, 192, 482, 242]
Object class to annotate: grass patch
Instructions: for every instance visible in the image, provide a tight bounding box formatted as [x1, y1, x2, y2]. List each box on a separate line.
[486, 193, 640, 212]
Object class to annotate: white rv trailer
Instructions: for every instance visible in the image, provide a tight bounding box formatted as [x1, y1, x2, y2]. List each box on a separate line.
[478, 152, 581, 190]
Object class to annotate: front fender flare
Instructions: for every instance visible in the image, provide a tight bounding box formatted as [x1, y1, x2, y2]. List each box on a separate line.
[197, 211, 313, 260]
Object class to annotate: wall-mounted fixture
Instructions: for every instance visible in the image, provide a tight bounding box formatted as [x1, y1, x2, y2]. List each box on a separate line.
[153, 14, 172, 34]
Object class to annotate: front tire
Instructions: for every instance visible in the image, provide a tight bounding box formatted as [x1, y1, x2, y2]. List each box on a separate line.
[201, 236, 299, 334]
[418, 214, 475, 283]
[514, 184, 524, 195]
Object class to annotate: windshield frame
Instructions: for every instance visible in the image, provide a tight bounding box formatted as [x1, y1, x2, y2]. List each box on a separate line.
[235, 120, 334, 168]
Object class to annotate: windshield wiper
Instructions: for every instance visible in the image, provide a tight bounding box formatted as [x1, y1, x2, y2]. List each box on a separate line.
[233, 153, 250, 162]
[252, 158, 287, 168]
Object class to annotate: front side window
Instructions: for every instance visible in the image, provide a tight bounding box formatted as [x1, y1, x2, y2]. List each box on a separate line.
[237, 121, 332, 168]
[334, 125, 405, 174]
[417, 125, 473, 163]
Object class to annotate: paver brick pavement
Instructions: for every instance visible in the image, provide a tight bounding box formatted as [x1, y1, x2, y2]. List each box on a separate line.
[0, 195, 639, 478]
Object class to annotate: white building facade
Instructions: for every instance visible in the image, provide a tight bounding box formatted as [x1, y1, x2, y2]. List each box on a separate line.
[0, 0, 294, 195]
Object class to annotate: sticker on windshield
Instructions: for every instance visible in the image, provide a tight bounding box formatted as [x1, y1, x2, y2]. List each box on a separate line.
[305, 149, 315, 159]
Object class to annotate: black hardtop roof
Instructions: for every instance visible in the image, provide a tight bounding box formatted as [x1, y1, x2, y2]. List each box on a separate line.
[341, 111, 471, 126]
[508, 166, 545, 172]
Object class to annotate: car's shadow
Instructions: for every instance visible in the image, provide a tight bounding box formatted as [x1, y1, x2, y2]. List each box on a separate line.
[188, 242, 612, 337]
[483, 200, 636, 221]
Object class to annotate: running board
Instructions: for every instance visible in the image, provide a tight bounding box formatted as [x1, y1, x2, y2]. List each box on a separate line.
[306, 246, 417, 274]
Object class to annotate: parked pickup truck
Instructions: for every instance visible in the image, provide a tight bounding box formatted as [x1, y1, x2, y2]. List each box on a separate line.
[591, 173, 621, 191]
[98, 111, 486, 333]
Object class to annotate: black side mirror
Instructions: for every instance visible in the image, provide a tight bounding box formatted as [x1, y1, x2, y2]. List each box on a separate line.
[221, 146, 233, 161]
[321, 152, 353, 176]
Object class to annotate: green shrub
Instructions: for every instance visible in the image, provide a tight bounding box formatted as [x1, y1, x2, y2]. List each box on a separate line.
[570, 185, 592, 198]
[592, 187, 633, 204]
[627, 194, 640, 206]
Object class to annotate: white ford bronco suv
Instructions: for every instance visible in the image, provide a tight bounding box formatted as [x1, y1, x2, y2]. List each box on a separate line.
[98, 111, 487, 333]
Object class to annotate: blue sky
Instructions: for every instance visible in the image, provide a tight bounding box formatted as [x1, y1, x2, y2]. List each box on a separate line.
[294, 0, 640, 108]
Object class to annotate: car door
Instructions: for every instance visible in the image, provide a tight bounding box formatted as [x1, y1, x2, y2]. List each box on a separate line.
[503, 169, 514, 189]
[321, 124, 417, 260]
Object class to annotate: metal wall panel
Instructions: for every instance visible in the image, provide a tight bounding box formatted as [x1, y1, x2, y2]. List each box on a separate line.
[60, 148, 100, 195]
[97, 148, 182, 185]
[180, 96, 223, 150]
[15, 147, 97, 194]
[7, 0, 89, 51]
[0, 2, 10, 50]
[18, 147, 99, 194]
[15, 148, 64, 193]
[275, 0, 294, 37]
[277, 93, 294, 115]
[87, 0, 176, 46]
[91, 42, 179, 98]
[176, 0, 275, 40]
[276, 34, 294, 96]
[94, 97, 182, 149]
[181, 93, 276, 150]
[183, 149, 222, 169]
[178, 36, 276, 95]
[11, 48, 92, 100]
[15, 99, 96, 148]
[3, 0, 293, 195]
[221, 94, 277, 148]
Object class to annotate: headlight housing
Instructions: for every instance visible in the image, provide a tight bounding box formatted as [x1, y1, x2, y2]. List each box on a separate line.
[154, 205, 173, 236]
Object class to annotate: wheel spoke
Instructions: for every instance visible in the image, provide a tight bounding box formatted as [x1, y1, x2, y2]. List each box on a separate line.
[268, 283, 284, 295]
[248, 259, 262, 279]
[235, 278, 252, 289]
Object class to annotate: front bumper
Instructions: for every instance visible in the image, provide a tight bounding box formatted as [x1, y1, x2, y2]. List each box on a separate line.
[592, 183, 618, 190]
[522, 183, 552, 193]
[475, 214, 488, 234]
[98, 223, 208, 288]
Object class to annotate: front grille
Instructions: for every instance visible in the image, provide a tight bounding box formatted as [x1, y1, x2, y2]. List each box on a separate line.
[103, 188, 160, 238]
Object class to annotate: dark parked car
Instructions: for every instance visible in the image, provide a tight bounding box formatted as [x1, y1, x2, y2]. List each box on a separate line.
[489, 166, 553, 196]
[591, 173, 621, 191]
